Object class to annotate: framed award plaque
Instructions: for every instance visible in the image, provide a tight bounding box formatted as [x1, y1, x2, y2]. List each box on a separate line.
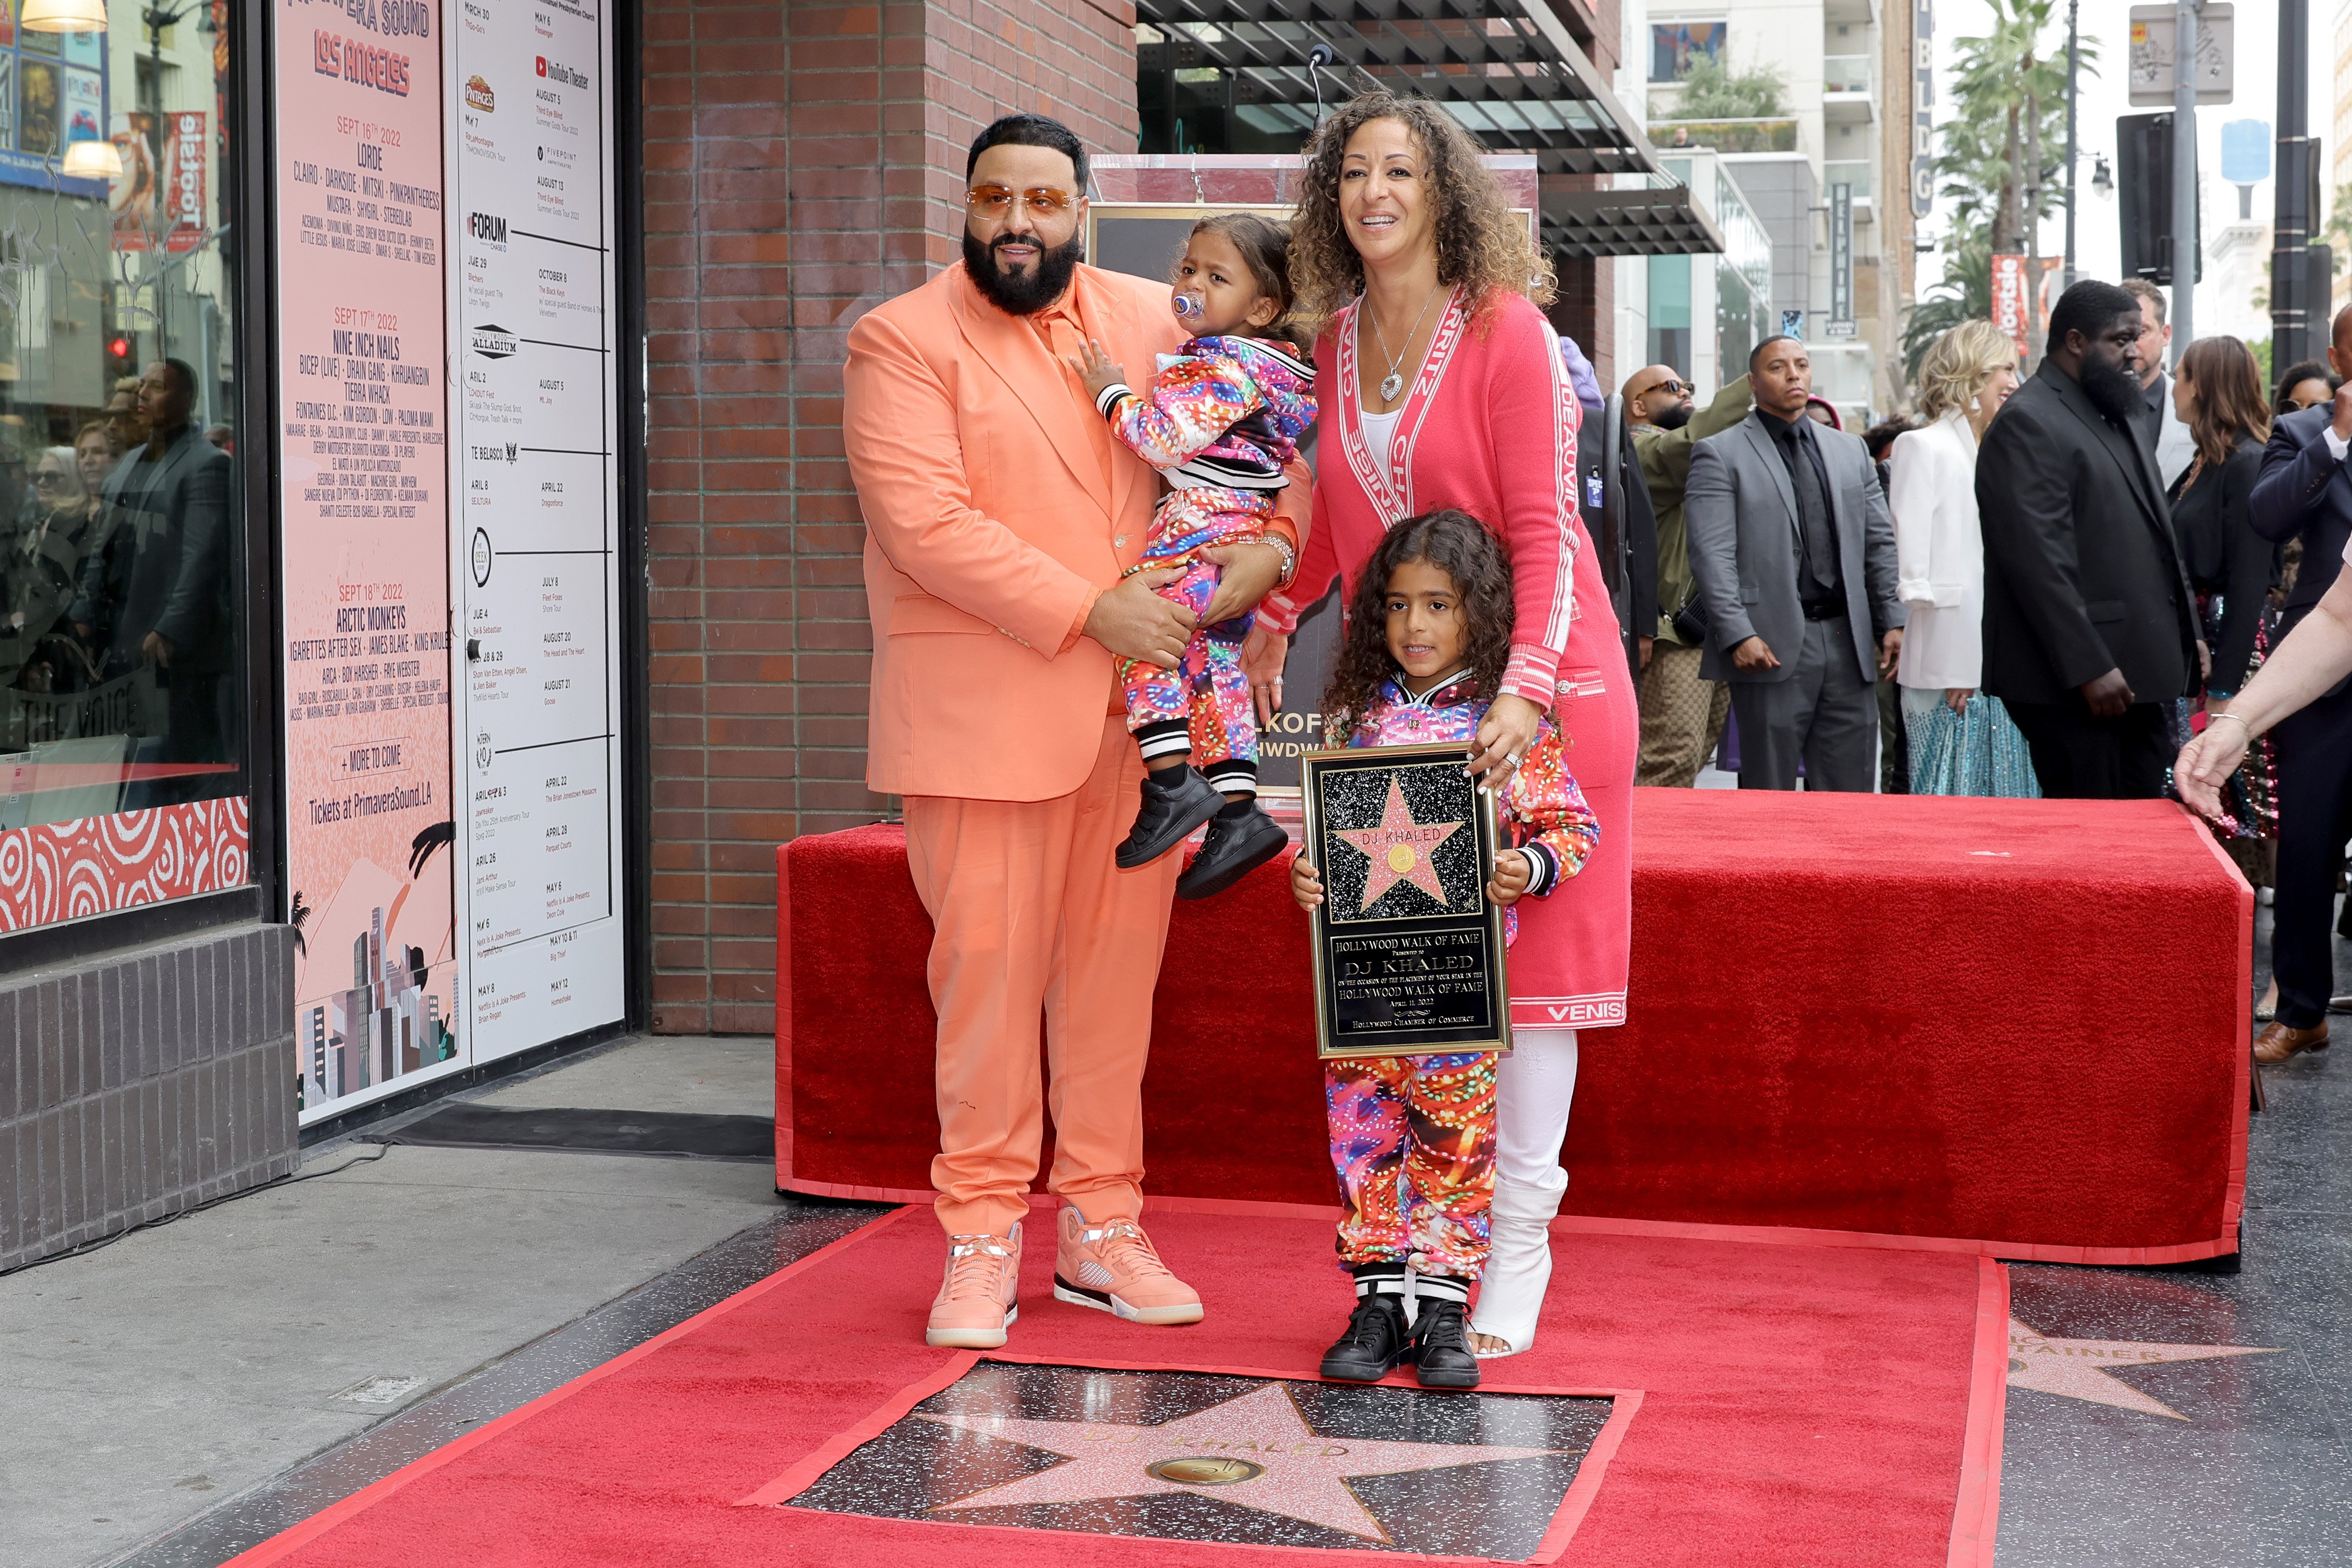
[1299, 742, 1512, 1060]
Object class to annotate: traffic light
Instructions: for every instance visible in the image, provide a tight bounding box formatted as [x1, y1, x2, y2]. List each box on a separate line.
[2116, 112, 2203, 286]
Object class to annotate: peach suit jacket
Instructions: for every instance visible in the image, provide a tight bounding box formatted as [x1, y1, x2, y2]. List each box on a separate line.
[845, 260, 1306, 803]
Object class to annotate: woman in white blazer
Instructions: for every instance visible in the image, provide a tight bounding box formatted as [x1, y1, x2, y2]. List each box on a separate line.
[1889, 320, 2034, 794]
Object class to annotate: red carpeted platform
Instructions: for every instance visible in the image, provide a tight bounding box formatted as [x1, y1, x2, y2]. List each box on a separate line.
[223, 1205, 2007, 1567]
[779, 791, 2249, 1264]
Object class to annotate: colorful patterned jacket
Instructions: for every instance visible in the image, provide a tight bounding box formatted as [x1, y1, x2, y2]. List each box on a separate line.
[1093, 335, 1317, 493]
[1332, 671, 1599, 939]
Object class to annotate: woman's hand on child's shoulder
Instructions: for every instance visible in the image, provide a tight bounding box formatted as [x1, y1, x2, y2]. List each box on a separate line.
[1068, 337, 1129, 400]
[1290, 854, 1323, 912]
[1486, 849, 1531, 907]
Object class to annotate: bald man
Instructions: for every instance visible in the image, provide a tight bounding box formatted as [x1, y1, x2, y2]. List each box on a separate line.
[1625, 363, 1753, 786]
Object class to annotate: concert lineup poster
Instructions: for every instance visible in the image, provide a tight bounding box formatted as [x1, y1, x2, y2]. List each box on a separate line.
[273, 0, 456, 1117]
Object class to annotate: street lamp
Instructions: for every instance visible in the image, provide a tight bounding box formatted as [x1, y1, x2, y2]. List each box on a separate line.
[2063, 0, 2079, 288]
[21, 0, 109, 30]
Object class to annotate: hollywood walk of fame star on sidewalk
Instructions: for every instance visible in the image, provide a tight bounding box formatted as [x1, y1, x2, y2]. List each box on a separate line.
[917, 1381, 1575, 1542]
[1334, 776, 1465, 912]
[2006, 1317, 2278, 1420]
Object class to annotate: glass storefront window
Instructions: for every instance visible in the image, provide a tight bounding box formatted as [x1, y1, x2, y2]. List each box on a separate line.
[0, 0, 246, 928]
[1712, 163, 1772, 375]
[1647, 253, 1692, 376]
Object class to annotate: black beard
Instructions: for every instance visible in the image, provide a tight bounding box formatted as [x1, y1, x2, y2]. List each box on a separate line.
[963, 226, 1085, 317]
[1652, 402, 1693, 431]
[2078, 355, 2145, 426]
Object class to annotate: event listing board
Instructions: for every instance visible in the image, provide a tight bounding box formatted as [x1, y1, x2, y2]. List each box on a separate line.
[448, 0, 625, 1055]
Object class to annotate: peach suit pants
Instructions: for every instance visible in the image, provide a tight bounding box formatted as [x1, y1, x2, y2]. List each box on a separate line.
[903, 711, 1179, 1239]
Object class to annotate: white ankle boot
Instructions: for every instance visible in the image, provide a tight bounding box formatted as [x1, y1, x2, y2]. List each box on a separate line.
[1470, 1171, 1567, 1358]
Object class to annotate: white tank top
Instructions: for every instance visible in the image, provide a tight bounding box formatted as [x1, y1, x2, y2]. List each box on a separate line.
[1360, 407, 1402, 473]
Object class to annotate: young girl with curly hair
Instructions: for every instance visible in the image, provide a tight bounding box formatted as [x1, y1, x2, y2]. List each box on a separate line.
[1291, 510, 1598, 1390]
[1258, 90, 1638, 1361]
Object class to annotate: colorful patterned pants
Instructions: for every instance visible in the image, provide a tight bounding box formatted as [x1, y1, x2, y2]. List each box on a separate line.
[1324, 1051, 1499, 1280]
[1120, 489, 1271, 792]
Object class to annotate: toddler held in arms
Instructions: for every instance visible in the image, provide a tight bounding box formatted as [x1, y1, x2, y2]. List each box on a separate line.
[1070, 213, 1316, 900]
[1290, 510, 1598, 1389]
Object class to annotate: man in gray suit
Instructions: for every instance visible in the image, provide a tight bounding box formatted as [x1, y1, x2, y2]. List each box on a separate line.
[1685, 336, 1905, 790]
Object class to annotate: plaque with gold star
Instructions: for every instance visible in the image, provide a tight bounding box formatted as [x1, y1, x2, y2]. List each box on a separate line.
[1299, 743, 1511, 1060]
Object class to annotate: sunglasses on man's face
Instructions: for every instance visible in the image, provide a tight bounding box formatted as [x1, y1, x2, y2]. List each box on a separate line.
[1638, 379, 1692, 400]
[966, 185, 1077, 217]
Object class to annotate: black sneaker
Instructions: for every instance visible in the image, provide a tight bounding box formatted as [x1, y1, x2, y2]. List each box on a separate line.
[1115, 765, 1224, 869]
[1409, 1298, 1482, 1389]
[1318, 1295, 1411, 1382]
[1176, 799, 1288, 900]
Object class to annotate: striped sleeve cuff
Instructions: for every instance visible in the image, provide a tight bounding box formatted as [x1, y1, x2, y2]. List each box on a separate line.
[1518, 840, 1560, 898]
[1259, 590, 1301, 638]
[1501, 643, 1562, 707]
[1094, 383, 1136, 418]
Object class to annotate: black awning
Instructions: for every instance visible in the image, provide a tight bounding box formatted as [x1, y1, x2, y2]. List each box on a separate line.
[1135, 0, 1723, 256]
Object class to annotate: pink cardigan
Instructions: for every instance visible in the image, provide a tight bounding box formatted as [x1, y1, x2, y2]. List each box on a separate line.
[1265, 287, 1579, 707]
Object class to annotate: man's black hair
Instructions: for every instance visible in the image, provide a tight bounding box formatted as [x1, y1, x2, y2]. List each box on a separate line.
[965, 113, 1088, 188]
[1862, 417, 1915, 460]
[148, 356, 199, 399]
[1748, 333, 1803, 375]
[2047, 280, 2141, 352]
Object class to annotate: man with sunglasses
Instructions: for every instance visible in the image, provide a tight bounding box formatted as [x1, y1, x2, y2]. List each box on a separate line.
[843, 114, 1309, 1352]
[1623, 363, 1753, 787]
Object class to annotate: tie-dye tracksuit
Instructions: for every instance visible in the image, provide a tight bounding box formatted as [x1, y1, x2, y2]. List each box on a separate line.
[1324, 674, 1599, 1282]
[1093, 335, 1315, 794]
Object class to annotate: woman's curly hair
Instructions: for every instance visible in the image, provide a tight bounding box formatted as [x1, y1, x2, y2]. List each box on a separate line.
[1288, 92, 1556, 336]
[1322, 509, 1516, 743]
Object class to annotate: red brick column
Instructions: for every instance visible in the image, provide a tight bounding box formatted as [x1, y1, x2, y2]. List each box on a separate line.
[641, 0, 1139, 1033]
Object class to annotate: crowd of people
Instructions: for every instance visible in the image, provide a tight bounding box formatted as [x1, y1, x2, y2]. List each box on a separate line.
[0, 359, 236, 807]
[1623, 278, 2347, 1066]
[840, 95, 2333, 1393]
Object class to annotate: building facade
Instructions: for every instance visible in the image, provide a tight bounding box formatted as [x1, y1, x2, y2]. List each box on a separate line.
[6, 0, 1743, 1271]
[1638, 0, 1911, 419]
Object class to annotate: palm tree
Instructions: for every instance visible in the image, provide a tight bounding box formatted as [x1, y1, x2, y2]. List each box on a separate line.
[1903, 235, 1994, 381]
[1907, 1, 2094, 383]
[1945, 1, 2081, 257]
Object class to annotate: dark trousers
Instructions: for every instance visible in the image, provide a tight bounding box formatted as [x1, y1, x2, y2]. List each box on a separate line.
[2270, 678, 2352, 1028]
[2003, 699, 2171, 799]
[1729, 614, 1877, 791]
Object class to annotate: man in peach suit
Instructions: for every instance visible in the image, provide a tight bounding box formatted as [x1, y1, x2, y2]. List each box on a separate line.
[843, 115, 1304, 1348]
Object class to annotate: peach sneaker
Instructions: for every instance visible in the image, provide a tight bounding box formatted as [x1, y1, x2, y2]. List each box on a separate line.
[1052, 1208, 1204, 1325]
[926, 1224, 1021, 1349]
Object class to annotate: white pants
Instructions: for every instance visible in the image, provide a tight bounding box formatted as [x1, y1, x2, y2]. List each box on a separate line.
[1495, 1025, 1578, 1189]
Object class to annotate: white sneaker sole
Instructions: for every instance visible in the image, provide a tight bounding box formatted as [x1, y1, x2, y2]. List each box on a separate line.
[1053, 1278, 1204, 1326]
[926, 1303, 1017, 1349]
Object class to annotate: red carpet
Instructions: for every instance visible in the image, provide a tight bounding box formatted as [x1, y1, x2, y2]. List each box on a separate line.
[225, 1206, 2006, 1567]
[779, 790, 2249, 1262]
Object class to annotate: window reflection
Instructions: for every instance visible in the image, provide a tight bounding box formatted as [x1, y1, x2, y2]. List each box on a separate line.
[0, 0, 242, 833]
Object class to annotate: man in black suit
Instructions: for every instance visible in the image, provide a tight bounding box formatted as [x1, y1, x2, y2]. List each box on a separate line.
[69, 357, 234, 798]
[2241, 304, 2352, 1062]
[1976, 280, 2199, 797]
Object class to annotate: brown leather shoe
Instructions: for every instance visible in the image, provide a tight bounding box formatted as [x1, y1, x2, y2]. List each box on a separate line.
[2253, 1019, 2330, 1064]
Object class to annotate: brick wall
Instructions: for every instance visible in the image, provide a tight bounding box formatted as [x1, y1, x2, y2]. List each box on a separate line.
[641, 0, 1140, 1034]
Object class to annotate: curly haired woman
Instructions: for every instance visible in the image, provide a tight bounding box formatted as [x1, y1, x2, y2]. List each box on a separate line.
[1256, 92, 1637, 1360]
